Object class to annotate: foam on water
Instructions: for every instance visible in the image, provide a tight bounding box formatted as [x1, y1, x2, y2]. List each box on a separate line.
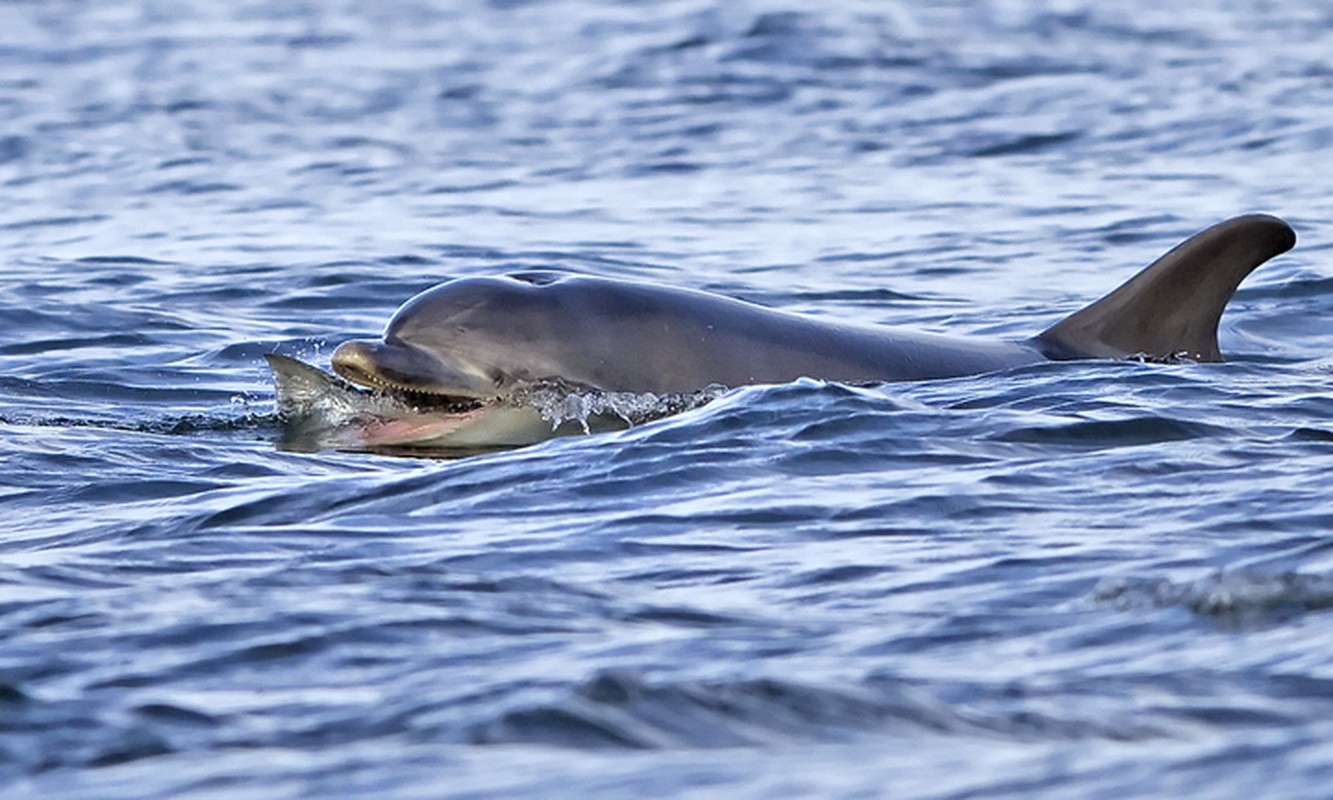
[518, 381, 730, 434]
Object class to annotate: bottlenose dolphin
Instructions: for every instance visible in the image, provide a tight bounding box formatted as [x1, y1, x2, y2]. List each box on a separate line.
[273, 214, 1295, 449]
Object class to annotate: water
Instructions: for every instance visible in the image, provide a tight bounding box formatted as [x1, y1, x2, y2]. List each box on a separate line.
[4, 1, 1333, 797]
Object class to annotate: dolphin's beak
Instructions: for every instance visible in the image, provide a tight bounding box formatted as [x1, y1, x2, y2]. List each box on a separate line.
[331, 339, 495, 398]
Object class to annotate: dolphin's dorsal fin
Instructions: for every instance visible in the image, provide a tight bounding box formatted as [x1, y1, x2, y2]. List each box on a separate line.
[1035, 214, 1295, 362]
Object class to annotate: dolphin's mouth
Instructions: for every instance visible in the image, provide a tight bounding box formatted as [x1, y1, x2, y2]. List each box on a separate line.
[331, 360, 488, 413]
[331, 338, 497, 413]
[373, 383, 486, 415]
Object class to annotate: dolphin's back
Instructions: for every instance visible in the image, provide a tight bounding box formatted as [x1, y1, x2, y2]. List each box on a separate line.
[532, 277, 1043, 391]
[526, 212, 1298, 390]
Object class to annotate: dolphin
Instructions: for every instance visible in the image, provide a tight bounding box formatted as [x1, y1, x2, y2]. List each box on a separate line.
[272, 214, 1295, 450]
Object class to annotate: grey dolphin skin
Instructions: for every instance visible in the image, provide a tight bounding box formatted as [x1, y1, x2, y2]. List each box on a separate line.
[280, 214, 1294, 449]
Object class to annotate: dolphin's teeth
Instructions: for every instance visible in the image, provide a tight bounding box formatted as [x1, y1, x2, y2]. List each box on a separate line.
[380, 384, 487, 414]
[339, 368, 488, 410]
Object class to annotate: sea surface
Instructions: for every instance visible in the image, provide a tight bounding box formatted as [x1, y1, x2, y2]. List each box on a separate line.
[4, 1, 1333, 797]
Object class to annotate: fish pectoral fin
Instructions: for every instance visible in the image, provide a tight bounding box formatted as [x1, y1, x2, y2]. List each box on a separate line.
[1035, 214, 1296, 362]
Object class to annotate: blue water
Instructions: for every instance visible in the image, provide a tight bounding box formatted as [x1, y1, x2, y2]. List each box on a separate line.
[5, 1, 1333, 797]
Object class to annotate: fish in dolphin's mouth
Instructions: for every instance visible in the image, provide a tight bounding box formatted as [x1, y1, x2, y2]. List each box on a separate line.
[265, 352, 505, 451]
[266, 347, 707, 454]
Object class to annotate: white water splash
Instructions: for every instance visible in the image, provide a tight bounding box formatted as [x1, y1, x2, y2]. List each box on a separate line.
[518, 382, 729, 434]
[1095, 571, 1333, 624]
